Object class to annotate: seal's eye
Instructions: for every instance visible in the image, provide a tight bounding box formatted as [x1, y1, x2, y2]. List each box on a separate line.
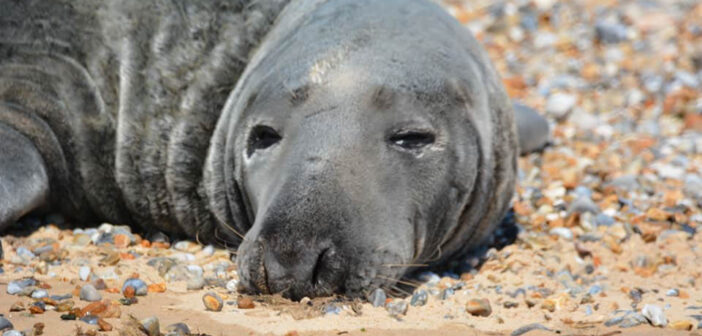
[247, 125, 282, 157]
[389, 130, 435, 151]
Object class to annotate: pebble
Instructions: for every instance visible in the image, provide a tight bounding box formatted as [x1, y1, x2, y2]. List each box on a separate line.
[410, 290, 428, 307]
[202, 292, 224, 312]
[225, 279, 239, 293]
[79, 284, 101, 302]
[386, 300, 408, 316]
[186, 276, 205, 290]
[368, 288, 387, 307]
[122, 278, 148, 296]
[510, 323, 551, 336]
[30, 289, 48, 299]
[642, 304, 667, 327]
[417, 272, 440, 287]
[466, 299, 492, 317]
[123, 286, 136, 299]
[80, 315, 99, 325]
[9, 302, 24, 312]
[16, 246, 36, 259]
[324, 304, 341, 315]
[141, 317, 160, 336]
[97, 318, 113, 332]
[0, 317, 12, 331]
[588, 285, 603, 296]
[503, 301, 519, 309]
[237, 297, 255, 309]
[669, 320, 694, 331]
[2, 331, 23, 336]
[56, 300, 74, 312]
[7, 278, 36, 295]
[594, 214, 615, 226]
[79, 266, 91, 281]
[545, 92, 577, 120]
[666, 289, 680, 297]
[60, 313, 77, 321]
[595, 22, 630, 44]
[549, 227, 573, 240]
[567, 196, 600, 216]
[620, 312, 648, 328]
[629, 288, 642, 303]
[147, 257, 177, 276]
[165, 323, 191, 336]
[440, 288, 454, 300]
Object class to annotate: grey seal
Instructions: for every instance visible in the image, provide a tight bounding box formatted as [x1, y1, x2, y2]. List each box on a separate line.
[0, 0, 548, 299]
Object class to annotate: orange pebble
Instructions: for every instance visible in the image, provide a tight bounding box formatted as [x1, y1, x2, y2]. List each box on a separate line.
[123, 286, 136, 299]
[148, 283, 167, 293]
[113, 234, 130, 248]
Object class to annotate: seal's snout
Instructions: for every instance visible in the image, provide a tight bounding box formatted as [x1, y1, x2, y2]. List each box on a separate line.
[262, 242, 339, 298]
[237, 221, 344, 300]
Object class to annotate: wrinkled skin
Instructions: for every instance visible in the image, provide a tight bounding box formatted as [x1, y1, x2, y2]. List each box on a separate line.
[0, 0, 537, 300]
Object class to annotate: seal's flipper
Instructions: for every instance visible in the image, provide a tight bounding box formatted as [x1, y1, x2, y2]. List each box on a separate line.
[0, 123, 49, 229]
[513, 103, 550, 155]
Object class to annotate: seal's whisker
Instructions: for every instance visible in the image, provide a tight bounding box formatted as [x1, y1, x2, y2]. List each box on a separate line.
[212, 227, 240, 255]
[388, 285, 412, 297]
[381, 263, 428, 267]
[219, 222, 246, 240]
[375, 275, 420, 288]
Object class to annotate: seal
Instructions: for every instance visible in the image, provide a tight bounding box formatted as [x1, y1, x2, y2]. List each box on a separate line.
[0, 0, 548, 299]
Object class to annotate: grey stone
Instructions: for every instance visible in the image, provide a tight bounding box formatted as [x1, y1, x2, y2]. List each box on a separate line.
[620, 313, 648, 328]
[549, 227, 573, 240]
[30, 289, 48, 299]
[2, 330, 23, 336]
[440, 288, 455, 300]
[595, 22, 629, 44]
[0, 317, 13, 331]
[511, 323, 552, 336]
[368, 288, 387, 307]
[386, 300, 408, 316]
[146, 257, 178, 277]
[410, 290, 428, 306]
[80, 315, 99, 325]
[323, 304, 341, 315]
[7, 278, 36, 295]
[642, 304, 667, 327]
[545, 93, 577, 120]
[79, 284, 101, 302]
[79, 266, 91, 281]
[186, 276, 205, 291]
[567, 196, 600, 216]
[141, 317, 160, 336]
[122, 278, 148, 296]
[165, 323, 190, 336]
[225, 279, 239, 293]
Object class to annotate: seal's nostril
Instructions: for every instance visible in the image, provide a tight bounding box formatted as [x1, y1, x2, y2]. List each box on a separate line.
[251, 240, 271, 294]
[312, 247, 330, 287]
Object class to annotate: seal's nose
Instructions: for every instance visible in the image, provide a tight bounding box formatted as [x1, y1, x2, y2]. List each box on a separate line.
[262, 242, 335, 296]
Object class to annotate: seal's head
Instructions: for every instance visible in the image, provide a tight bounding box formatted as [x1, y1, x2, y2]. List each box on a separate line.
[206, 0, 517, 300]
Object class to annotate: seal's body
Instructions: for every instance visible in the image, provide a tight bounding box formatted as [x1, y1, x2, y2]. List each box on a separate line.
[0, 0, 548, 298]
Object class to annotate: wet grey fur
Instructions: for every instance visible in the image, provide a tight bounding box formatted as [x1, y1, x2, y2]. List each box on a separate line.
[0, 0, 548, 298]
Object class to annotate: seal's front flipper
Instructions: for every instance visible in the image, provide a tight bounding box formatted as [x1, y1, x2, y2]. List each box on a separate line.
[0, 123, 49, 230]
[513, 102, 550, 155]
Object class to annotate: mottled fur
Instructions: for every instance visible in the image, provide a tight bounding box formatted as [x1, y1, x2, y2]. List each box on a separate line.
[0, 0, 289, 237]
